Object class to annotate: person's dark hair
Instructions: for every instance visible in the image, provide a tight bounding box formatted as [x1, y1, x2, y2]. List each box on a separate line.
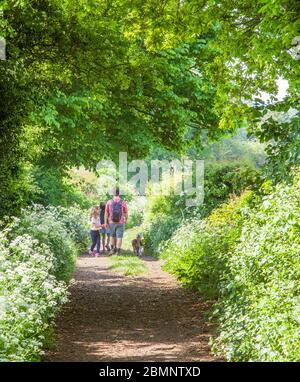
[100, 201, 105, 208]
[115, 187, 120, 196]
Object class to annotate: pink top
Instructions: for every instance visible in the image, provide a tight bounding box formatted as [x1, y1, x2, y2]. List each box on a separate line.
[105, 196, 128, 224]
[90, 216, 101, 230]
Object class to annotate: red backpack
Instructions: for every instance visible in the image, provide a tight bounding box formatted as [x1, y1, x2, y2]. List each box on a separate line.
[111, 200, 123, 223]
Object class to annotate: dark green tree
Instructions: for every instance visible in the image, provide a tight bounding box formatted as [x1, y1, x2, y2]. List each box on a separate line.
[0, 0, 221, 215]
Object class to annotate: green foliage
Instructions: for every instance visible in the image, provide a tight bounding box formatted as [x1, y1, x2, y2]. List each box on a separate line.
[0, 0, 70, 216]
[51, 205, 89, 253]
[1, 0, 299, 363]
[161, 193, 252, 298]
[202, 160, 258, 216]
[126, 196, 147, 229]
[143, 213, 182, 256]
[0, 231, 68, 361]
[161, 168, 300, 361]
[15, 205, 88, 281]
[257, 112, 300, 182]
[198, 129, 266, 169]
[126, 0, 300, 177]
[29, 167, 91, 209]
[109, 253, 147, 276]
[214, 170, 300, 361]
[68, 167, 100, 205]
[2, 0, 298, 216]
[143, 160, 258, 255]
[0, 0, 222, 217]
[0, 162, 35, 217]
[0, 204, 88, 361]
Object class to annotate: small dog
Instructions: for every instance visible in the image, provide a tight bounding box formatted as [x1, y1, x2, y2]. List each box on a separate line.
[132, 234, 143, 256]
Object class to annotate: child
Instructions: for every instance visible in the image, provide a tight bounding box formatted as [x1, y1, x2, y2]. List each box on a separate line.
[89, 206, 101, 256]
[99, 202, 111, 252]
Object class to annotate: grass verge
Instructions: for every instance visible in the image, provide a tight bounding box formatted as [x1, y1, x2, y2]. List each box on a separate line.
[108, 226, 147, 276]
[108, 251, 147, 276]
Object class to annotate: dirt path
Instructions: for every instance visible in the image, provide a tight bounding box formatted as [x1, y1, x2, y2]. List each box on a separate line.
[44, 253, 220, 362]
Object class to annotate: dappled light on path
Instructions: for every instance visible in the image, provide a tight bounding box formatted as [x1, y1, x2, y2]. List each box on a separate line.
[43, 253, 220, 362]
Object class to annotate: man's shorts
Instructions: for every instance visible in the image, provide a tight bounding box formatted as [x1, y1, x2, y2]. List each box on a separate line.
[109, 223, 125, 239]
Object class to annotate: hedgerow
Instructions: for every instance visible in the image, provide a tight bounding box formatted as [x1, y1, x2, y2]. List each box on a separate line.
[143, 160, 258, 256]
[143, 213, 182, 256]
[214, 172, 300, 361]
[161, 170, 300, 361]
[0, 204, 88, 361]
[15, 205, 88, 281]
[161, 192, 252, 297]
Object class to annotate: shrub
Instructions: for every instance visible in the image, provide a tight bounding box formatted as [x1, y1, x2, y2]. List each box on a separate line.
[143, 214, 182, 256]
[52, 205, 89, 252]
[0, 231, 68, 361]
[143, 160, 258, 255]
[30, 167, 91, 209]
[15, 206, 77, 281]
[0, 204, 88, 361]
[199, 129, 266, 168]
[214, 172, 300, 361]
[161, 192, 252, 297]
[161, 169, 300, 361]
[201, 160, 258, 216]
[126, 197, 147, 229]
[16, 204, 88, 281]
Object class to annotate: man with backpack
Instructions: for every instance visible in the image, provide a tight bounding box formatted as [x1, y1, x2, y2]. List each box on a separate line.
[105, 187, 128, 255]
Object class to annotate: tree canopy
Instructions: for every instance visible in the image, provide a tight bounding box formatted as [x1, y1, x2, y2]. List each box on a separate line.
[0, 0, 299, 215]
[122, 0, 300, 176]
